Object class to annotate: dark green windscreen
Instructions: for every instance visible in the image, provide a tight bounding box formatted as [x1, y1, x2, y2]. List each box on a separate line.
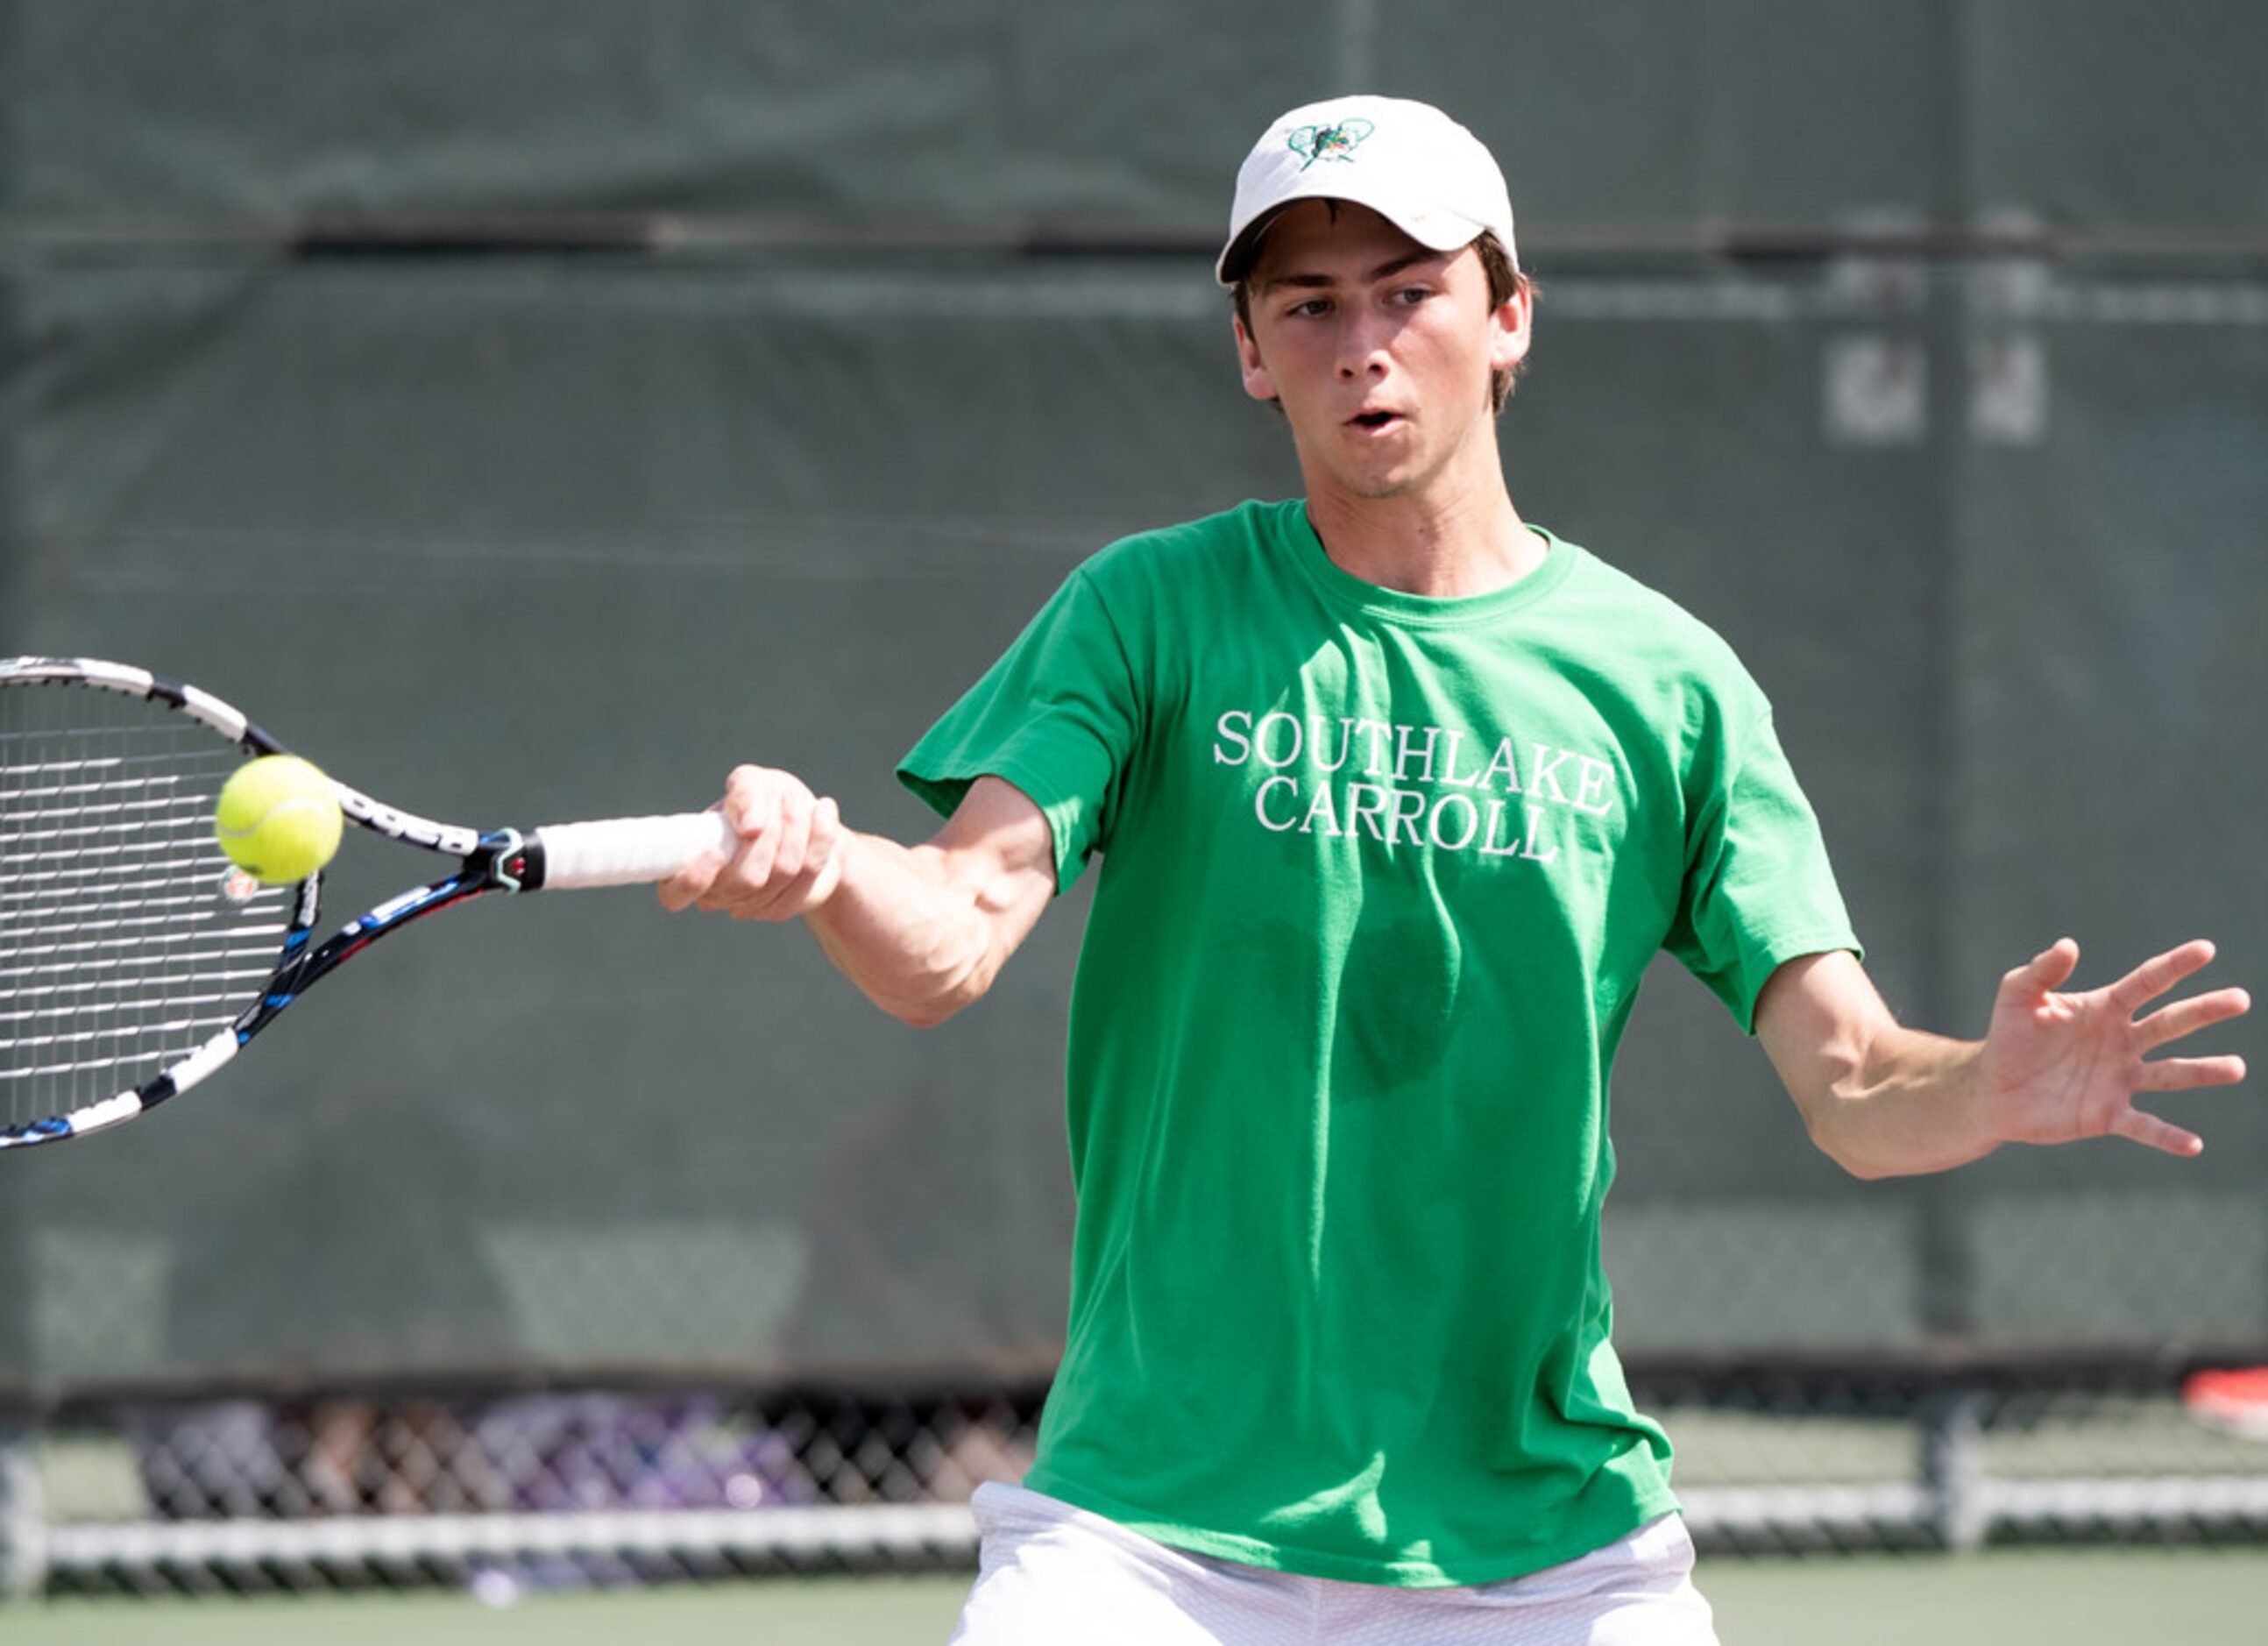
[3, 0, 2262, 1392]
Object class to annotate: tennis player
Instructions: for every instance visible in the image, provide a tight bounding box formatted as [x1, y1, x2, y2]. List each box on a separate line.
[663, 95, 2249, 1645]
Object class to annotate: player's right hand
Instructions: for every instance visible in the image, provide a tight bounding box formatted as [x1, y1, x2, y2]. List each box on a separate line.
[657, 764, 846, 921]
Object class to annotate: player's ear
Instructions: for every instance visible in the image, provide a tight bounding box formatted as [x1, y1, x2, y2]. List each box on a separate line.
[1233, 314, 1279, 403]
[1487, 285, 1533, 377]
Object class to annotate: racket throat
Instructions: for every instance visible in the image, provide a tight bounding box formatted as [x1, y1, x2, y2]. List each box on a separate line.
[476, 828, 536, 894]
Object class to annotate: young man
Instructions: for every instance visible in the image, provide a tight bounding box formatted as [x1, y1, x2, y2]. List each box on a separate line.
[663, 96, 2248, 1644]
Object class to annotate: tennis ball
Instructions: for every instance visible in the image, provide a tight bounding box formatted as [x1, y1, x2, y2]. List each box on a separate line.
[213, 755, 344, 884]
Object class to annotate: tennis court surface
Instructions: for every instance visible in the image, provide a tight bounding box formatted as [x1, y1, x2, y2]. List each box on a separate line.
[8, 1548, 2268, 1645]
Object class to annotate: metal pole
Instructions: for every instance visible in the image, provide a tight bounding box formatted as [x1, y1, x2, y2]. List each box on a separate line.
[0, 1418, 46, 1600]
[1920, 1387, 1988, 1553]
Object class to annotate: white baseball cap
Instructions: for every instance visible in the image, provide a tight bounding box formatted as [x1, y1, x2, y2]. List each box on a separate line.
[1216, 95, 1519, 287]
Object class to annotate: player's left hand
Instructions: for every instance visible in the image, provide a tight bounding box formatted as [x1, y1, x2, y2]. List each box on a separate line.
[1979, 939, 2249, 1157]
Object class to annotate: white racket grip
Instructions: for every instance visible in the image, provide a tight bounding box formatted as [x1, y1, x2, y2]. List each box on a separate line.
[534, 811, 739, 890]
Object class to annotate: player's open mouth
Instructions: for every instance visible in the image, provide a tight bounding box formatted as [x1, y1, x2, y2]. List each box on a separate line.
[1349, 411, 1401, 431]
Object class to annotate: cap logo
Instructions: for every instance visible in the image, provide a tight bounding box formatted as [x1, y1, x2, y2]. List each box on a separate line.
[1286, 118, 1375, 171]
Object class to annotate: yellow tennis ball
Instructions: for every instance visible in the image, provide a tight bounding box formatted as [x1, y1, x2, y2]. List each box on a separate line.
[213, 755, 344, 884]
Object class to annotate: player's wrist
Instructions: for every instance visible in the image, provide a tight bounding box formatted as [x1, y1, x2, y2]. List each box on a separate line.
[805, 840, 849, 912]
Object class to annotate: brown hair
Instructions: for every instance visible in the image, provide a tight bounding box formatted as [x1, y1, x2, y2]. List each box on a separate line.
[1230, 226, 1534, 414]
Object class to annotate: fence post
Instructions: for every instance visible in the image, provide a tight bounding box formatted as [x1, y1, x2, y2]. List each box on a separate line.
[0, 1417, 45, 1599]
[1920, 1387, 1988, 1552]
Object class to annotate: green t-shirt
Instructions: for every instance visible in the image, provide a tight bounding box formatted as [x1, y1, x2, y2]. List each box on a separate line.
[899, 499, 1858, 1586]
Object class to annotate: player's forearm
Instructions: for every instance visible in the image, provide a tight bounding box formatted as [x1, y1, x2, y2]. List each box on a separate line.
[802, 830, 1015, 1027]
[663, 769, 1053, 1024]
[1794, 1022, 1999, 1180]
[1760, 953, 2004, 1181]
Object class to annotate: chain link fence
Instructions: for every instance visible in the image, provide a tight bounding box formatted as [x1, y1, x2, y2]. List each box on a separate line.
[8, 1364, 2268, 1597]
[6, 1385, 1040, 1595]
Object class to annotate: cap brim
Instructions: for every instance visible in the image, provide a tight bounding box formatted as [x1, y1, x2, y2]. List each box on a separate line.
[1215, 182, 1486, 287]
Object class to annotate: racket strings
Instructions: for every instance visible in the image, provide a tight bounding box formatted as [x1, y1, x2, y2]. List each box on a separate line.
[0, 685, 294, 1127]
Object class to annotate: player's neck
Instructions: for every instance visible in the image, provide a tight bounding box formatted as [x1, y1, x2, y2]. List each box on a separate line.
[1303, 470, 1538, 600]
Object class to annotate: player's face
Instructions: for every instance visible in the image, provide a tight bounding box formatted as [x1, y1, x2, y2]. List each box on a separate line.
[1233, 201, 1529, 506]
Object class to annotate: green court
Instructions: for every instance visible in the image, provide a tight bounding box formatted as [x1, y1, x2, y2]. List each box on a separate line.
[7, 1549, 2266, 1645]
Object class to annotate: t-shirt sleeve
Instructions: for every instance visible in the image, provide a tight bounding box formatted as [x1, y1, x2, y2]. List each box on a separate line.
[897, 567, 1140, 896]
[1663, 702, 1861, 1032]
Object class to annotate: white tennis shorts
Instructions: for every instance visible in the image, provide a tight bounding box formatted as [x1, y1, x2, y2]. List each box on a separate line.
[949, 1481, 1720, 1645]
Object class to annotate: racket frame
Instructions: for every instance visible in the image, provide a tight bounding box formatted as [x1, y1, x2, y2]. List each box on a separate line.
[2, 657, 561, 1148]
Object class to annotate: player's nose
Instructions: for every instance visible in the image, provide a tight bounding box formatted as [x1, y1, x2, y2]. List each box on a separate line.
[1335, 323, 1391, 380]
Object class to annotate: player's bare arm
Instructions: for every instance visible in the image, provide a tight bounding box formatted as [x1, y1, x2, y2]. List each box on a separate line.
[659, 769, 1056, 1027]
[1754, 943, 2250, 1180]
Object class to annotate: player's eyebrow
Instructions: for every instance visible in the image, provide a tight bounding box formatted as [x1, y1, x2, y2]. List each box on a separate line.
[1261, 248, 1448, 294]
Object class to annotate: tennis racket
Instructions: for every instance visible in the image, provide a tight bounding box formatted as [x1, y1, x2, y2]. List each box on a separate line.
[0, 656, 735, 1150]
